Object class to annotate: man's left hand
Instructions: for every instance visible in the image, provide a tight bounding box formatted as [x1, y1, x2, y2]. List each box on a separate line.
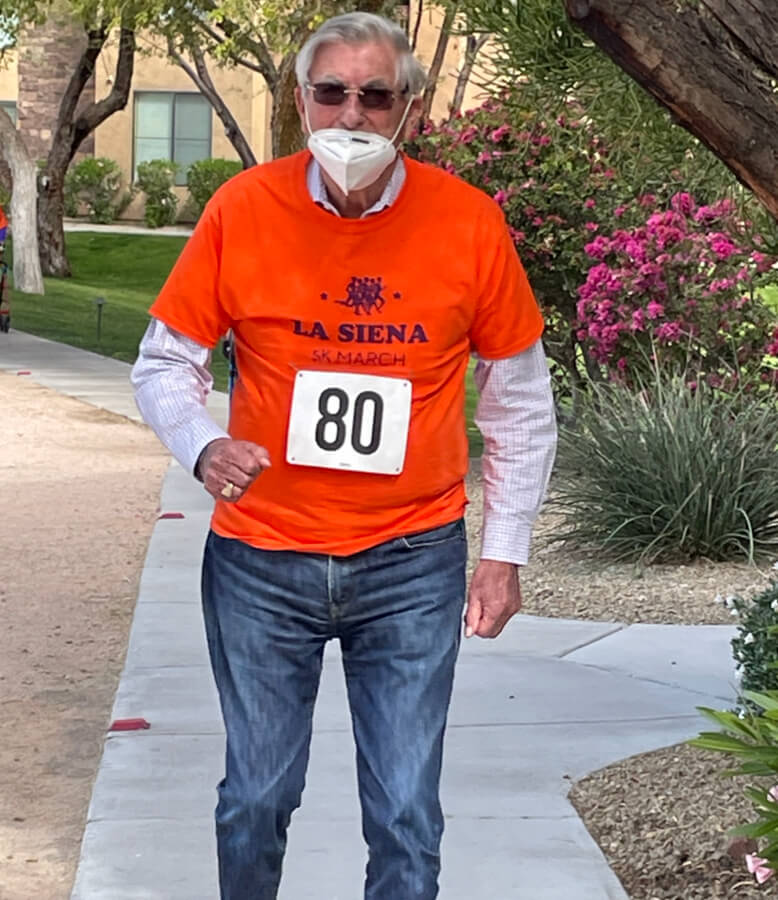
[464, 560, 522, 639]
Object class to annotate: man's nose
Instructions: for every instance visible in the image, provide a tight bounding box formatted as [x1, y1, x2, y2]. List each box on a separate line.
[337, 93, 366, 129]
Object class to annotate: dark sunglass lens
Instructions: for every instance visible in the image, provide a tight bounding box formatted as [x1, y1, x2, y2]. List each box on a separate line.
[360, 88, 394, 110]
[313, 83, 346, 105]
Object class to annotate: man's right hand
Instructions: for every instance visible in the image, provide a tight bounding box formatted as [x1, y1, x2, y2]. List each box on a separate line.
[198, 438, 271, 503]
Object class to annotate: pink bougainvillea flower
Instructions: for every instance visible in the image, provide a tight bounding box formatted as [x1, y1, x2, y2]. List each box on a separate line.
[489, 124, 511, 143]
[655, 321, 683, 342]
[646, 300, 665, 320]
[746, 854, 775, 884]
[670, 192, 695, 216]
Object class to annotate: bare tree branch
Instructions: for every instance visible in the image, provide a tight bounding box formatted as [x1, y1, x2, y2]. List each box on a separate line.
[193, 4, 278, 91]
[168, 38, 257, 168]
[422, 2, 457, 119]
[411, 0, 424, 51]
[450, 32, 488, 116]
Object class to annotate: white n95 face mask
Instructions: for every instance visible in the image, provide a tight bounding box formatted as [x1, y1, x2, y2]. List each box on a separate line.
[305, 95, 415, 196]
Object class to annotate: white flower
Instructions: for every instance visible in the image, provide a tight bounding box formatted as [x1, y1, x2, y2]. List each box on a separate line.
[771, 599, 778, 612]
[731, 608, 739, 617]
[772, 561, 778, 570]
[744, 633, 756, 645]
[726, 595, 738, 607]
[738, 709, 747, 719]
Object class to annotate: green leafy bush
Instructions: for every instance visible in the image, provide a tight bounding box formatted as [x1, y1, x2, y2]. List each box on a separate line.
[552, 370, 778, 563]
[136, 159, 179, 229]
[720, 583, 778, 701]
[64, 157, 130, 223]
[187, 158, 242, 218]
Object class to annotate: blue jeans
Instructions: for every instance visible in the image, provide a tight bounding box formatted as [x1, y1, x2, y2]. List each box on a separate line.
[201, 520, 467, 900]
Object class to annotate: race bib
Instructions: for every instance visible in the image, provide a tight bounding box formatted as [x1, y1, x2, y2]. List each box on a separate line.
[286, 370, 412, 475]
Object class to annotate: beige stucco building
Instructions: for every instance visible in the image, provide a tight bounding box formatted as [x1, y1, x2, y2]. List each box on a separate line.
[0, 6, 487, 221]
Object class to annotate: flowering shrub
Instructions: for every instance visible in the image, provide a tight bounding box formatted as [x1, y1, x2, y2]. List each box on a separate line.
[136, 159, 179, 229]
[576, 193, 778, 387]
[411, 93, 778, 408]
[64, 157, 130, 224]
[691, 690, 778, 882]
[410, 95, 627, 402]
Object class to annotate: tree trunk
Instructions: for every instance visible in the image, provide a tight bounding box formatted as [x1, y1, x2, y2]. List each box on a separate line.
[450, 33, 488, 117]
[564, 0, 778, 220]
[39, 25, 135, 276]
[0, 111, 43, 294]
[169, 41, 257, 168]
[271, 54, 304, 160]
[422, 3, 457, 120]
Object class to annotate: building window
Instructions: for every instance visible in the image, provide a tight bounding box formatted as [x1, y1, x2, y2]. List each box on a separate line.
[0, 101, 17, 125]
[134, 92, 211, 186]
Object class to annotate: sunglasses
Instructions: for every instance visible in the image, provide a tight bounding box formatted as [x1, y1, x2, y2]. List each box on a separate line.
[306, 81, 408, 111]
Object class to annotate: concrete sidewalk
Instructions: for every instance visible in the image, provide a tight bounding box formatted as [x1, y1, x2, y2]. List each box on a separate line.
[2, 329, 738, 899]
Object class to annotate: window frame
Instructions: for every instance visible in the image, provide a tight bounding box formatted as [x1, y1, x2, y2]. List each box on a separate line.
[0, 100, 17, 125]
[133, 90, 212, 186]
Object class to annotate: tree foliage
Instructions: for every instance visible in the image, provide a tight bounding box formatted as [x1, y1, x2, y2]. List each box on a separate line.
[456, 0, 736, 201]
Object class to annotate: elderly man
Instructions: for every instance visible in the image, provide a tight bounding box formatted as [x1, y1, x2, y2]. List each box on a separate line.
[132, 11, 556, 900]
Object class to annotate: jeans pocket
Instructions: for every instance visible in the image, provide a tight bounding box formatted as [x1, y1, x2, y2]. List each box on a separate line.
[400, 518, 465, 549]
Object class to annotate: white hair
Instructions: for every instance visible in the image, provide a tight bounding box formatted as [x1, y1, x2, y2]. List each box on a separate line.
[295, 12, 427, 95]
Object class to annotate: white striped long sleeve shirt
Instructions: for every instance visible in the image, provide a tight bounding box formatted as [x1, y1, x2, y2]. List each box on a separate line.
[131, 158, 557, 565]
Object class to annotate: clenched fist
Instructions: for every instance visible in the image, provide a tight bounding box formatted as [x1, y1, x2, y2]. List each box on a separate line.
[198, 438, 271, 503]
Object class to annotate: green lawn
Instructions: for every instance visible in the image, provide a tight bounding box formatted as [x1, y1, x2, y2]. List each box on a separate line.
[8, 233, 230, 391]
[7, 232, 484, 454]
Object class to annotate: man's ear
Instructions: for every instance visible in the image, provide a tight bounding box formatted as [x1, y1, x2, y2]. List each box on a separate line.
[294, 85, 307, 134]
[402, 95, 425, 141]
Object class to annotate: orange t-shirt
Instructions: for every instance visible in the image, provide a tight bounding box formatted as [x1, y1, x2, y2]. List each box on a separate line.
[150, 151, 544, 555]
[0, 207, 7, 231]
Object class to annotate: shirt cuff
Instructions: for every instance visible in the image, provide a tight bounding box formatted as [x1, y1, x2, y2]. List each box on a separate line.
[479, 516, 531, 566]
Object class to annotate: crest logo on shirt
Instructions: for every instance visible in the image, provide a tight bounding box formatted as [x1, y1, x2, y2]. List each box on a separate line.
[320, 276, 402, 316]
[295, 275, 428, 365]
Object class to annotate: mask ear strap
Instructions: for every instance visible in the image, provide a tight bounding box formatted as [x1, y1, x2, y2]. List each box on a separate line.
[303, 93, 314, 138]
[390, 94, 417, 145]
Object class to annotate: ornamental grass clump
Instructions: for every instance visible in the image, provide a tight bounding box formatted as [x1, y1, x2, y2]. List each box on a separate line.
[552, 371, 778, 564]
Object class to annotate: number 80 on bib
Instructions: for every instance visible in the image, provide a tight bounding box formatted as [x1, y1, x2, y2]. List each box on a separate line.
[286, 370, 412, 475]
